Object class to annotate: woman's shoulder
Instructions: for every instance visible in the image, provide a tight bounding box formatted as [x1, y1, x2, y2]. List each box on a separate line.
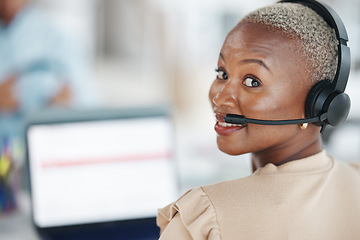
[342, 161, 360, 180]
[157, 187, 221, 240]
[349, 162, 360, 172]
[333, 156, 360, 176]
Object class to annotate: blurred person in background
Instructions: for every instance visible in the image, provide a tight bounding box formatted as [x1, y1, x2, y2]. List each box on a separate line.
[0, 0, 99, 141]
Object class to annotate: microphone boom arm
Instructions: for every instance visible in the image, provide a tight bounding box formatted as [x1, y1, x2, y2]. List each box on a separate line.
[224, 114, 321, 125]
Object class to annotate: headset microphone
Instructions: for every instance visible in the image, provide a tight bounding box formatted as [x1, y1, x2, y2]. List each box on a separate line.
[224, 114, 326, 126]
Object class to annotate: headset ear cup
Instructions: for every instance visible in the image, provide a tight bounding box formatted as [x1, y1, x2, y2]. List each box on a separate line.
[305, 79, 351, 127]
[305, 80, 332, 120]
[326, 92, 351, 126]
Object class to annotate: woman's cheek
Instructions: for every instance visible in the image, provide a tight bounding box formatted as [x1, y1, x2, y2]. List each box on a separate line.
[240, 94, 276, 117]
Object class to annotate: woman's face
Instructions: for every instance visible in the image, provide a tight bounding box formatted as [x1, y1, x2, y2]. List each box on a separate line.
[209, 21, 314, 156]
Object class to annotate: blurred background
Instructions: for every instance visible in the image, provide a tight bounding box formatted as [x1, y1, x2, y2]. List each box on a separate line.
[1, 0, 360, 239]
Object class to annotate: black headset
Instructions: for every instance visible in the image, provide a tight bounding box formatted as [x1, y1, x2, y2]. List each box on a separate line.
[225, 0, 351, 130]
[281, 0, 351, 127]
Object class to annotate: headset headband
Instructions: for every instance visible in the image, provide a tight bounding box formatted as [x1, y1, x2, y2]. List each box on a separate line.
[279, 0, 350, 93]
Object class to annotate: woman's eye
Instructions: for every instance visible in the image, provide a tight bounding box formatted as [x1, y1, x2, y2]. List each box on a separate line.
[215, 68, 228, 80]
[243, 77, 260, 87]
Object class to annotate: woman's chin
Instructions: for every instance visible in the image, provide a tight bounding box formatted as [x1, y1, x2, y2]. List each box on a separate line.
[216, 138, 248, 156]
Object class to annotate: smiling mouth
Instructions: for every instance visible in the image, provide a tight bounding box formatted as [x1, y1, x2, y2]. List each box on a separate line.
[214, 112, 247, 135]
[215, 112, 246, 126]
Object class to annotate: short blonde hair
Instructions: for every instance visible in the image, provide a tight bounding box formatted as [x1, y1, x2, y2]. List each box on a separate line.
[242, 2, 338, 84]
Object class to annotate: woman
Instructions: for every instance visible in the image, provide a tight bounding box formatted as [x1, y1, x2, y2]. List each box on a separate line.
[157, 2, 360, 239]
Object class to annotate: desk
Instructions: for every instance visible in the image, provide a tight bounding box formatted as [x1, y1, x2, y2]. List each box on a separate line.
[0, 191, 39, 240]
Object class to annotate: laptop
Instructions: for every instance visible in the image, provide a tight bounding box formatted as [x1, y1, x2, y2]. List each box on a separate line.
[25, 107, 179, 240]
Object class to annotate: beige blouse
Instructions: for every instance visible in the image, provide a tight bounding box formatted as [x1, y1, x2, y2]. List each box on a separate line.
[157, 151, 360, 239]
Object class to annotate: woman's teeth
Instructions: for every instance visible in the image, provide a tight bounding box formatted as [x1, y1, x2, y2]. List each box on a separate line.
[218, 121, 245, 127]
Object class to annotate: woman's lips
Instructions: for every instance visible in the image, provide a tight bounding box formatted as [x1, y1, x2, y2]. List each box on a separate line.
[214, 112, 246, 136]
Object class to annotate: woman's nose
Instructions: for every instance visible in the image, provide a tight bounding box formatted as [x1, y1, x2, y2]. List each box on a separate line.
[211, 80, 238, 109]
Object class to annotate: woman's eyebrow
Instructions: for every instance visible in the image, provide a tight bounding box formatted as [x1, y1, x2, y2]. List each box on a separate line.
[241, 59, 271, 72]
[219, 53, 270, 72]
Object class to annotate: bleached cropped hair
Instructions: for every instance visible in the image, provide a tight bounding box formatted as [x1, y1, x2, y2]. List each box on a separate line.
[242, 2, 338, 84]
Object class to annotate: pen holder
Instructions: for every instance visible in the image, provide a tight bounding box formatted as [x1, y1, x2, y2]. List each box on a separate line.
[0, 137, 17, 214]
[0, 177, 17, 213]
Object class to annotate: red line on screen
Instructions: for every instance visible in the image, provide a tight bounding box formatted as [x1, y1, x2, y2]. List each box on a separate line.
[41, 152, 172, 168]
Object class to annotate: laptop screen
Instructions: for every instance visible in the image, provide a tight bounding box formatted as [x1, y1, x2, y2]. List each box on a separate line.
[26, 110, 178, 229]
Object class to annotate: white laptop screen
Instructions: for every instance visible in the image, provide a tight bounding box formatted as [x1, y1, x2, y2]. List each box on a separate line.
[27, 115, 178, 228]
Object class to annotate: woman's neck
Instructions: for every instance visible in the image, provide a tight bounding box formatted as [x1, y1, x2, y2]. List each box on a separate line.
[251, 134, 323, 172]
